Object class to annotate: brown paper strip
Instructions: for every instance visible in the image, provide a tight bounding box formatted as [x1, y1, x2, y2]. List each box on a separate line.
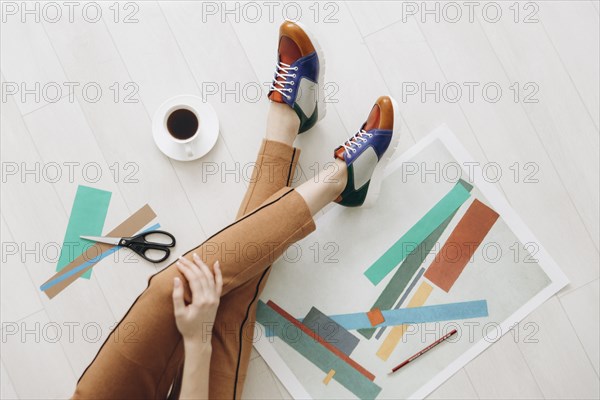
[424, 199, 499, 292]
[42, 204, 156, 298]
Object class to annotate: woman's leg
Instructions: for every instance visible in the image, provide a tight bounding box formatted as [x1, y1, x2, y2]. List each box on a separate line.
[236, 102, 301, 218]
[236, 101, 347, 218]
[206, 102, 348, 399]
[206, 95, 399, 400]
[193, 18, 330, 399]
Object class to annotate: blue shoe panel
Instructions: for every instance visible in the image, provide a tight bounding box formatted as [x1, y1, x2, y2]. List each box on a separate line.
[341, 129, 393, 167]
[283, 51, 319, 107]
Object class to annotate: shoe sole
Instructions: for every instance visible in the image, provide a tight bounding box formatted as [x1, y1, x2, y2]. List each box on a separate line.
[362, 96, 401, 208]
[292, 20, 327, 124]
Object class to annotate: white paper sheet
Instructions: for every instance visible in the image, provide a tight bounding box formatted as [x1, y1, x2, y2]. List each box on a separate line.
[253, 125, 569, 399]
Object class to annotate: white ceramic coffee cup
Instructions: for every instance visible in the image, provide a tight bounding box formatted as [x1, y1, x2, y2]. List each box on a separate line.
[153, 95, 219, 162]
[163, 104, 199, 158]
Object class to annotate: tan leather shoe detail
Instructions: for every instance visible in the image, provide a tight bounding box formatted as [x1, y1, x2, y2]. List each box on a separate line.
[269, 21, 316, 104]
[363, 96, 394, 131]
[374, 96, 394, 130]
[278, 35, 301, 65]
[335, 96, 395, 160]
[279, 20, 315, 56]
[363, 104, 381, 131]
[334, 146, 346, 160]
[269, 88, 285, 103]
[269, 34, 301, 103]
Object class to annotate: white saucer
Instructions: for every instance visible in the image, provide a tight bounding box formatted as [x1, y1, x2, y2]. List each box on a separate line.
[152, 95, 219, 162]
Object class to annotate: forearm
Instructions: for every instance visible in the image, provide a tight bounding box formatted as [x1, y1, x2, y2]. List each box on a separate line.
[179, 340, 212, 400]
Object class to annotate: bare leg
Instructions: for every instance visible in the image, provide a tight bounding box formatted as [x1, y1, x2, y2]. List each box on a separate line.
[296, 158, 347, 216]
[265, 100, 348, 215]
[266, 102, 300, 145]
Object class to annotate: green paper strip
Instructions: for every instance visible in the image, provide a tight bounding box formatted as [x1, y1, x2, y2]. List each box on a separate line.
[359, 180, 473, 339]
[364, 180, 472, 285]
[56, 185, 111, 279]
[257, 301, 382, 400]
[374, 267, 425, 340]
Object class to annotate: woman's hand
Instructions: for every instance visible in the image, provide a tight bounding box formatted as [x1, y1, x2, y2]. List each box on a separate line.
[172, 253, 222, 346]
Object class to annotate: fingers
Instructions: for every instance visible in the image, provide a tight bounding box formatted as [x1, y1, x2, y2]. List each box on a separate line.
[177, 256, 207, 301]
[177, 254, 222, 305]
[214, 261, 223, 297]
[193, 254, 215, 291]
[172, 277, 186, 316]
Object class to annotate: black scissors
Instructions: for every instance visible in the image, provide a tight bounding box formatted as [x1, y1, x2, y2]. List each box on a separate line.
[80, 230, 176, 263]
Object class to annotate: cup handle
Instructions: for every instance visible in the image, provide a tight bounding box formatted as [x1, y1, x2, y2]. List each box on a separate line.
[185, 144, 193, 158]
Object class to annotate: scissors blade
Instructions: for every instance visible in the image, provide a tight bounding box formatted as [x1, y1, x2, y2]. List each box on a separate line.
[80, 235, 121, 245]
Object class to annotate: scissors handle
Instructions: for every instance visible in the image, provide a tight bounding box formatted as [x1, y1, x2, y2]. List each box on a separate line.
[121, 230, 176, 263]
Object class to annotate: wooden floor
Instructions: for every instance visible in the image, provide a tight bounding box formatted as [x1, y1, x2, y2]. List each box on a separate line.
[1, 1, 598, 398]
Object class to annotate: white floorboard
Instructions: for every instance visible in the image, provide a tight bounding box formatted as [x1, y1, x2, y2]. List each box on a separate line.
[480, 3, 599, 248]
[560, 279, 600, 376]
[428, 369, 479, 399]
[465, 333, 544, 399]
[1, 310, 76, 399]
[518, 297, 600, 399]
[0, 361, 18, 400]
[0, 17, 68, 115]
[540, 1, 599, 129]
[0, 212, 43, 324]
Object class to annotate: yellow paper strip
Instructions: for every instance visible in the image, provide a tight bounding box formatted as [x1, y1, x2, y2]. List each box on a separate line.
[376, 281, 433, 361]
[323, 369, 336, 385]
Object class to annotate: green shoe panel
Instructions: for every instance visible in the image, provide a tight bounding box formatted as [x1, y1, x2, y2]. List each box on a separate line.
[293, 102, 319, 134]
[335, 164, 371, 207]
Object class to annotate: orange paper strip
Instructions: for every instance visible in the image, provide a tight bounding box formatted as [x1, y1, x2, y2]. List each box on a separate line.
[367, 308, 385, 327]
[425, 199, 499, 292]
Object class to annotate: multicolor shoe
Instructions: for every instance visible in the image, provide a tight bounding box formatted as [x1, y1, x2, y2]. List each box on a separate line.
[334, 96, 400, 207]
[268, 20, 325, 133]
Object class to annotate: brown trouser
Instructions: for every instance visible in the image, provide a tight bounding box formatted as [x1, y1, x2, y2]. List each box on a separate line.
[73, 139, 315, 399]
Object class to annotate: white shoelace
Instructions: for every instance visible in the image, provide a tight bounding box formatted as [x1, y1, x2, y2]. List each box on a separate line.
[270, 61, 298, 100]
[341, 130, 373, 157]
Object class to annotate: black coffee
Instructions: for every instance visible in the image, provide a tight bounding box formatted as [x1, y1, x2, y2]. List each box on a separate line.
[166, 109, 199, 140]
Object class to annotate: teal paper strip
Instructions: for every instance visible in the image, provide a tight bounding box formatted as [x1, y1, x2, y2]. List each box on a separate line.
[294, 300, 488, 333]
[256, 301, 382, 400]
[56, 186, 112, 279]
[364, 180, 472, 285]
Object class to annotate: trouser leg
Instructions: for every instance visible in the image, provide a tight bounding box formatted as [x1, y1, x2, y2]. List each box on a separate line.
[208, 139, 304, 399]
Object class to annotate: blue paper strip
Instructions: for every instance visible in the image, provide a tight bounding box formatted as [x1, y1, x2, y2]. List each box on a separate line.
[291, 300, 488, 334]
